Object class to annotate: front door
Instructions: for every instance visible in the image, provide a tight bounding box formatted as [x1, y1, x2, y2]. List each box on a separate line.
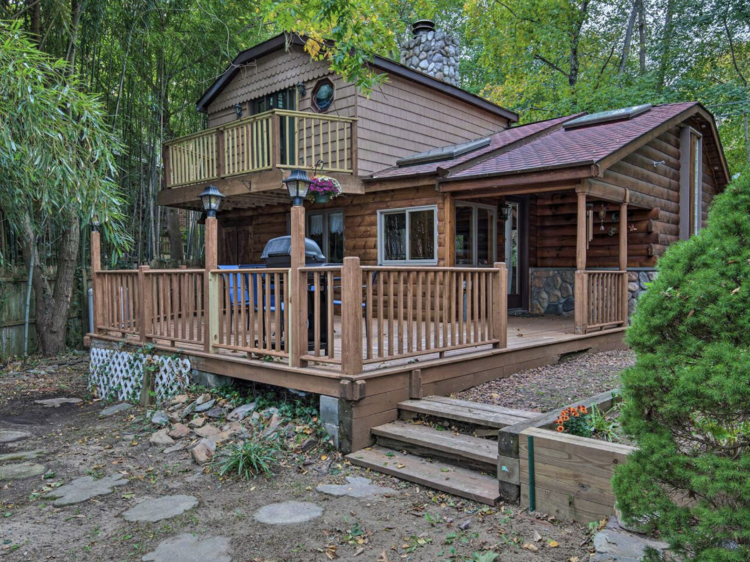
[454, 202, 497, 266]
[504, 196, 529, 310]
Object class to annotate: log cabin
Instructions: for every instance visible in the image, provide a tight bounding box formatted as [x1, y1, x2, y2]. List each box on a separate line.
[88, 23, 730, 504]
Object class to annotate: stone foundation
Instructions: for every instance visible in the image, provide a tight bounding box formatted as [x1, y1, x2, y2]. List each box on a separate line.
[530, 268, 657, 319]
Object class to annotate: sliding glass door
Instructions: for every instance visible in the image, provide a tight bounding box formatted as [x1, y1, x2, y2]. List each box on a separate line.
[455, 203, 496, 266]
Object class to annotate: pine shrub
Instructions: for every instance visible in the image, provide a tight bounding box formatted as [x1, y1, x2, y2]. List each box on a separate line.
[612, 170, 750, 561]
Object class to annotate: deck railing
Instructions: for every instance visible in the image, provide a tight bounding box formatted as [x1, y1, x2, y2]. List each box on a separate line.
[96, 270, 141, 335]
[575, 270, 628, 333]
[145, 268, 205, 346]
[163, 109, 357, 189]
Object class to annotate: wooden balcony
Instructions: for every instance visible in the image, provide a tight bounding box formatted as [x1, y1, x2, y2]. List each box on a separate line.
[163, 109, 357, 190]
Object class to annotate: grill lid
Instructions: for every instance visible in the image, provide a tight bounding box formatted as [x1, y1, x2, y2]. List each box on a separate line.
[261, 235, 326, 263]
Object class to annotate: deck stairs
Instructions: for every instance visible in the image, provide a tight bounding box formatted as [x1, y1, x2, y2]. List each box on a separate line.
[346, 396, 541, 505]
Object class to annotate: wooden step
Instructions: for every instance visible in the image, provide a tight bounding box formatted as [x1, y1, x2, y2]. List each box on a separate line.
[399, 395, 541, 430]
[372, 421, 497, 472]
[347, 446, 500, 505]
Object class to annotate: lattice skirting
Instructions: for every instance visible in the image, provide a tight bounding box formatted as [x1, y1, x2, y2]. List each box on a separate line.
[89, 347, 191, 403]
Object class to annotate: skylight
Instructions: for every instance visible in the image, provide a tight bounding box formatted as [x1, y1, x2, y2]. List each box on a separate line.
[396, 137, 491, 167]
[563, 104, 652, 130]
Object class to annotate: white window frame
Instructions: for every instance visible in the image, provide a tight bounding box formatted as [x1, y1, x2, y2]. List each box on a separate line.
[377, 205, 439, 265]
[455, 202, 497, 267]
[679, 126, 703, 239]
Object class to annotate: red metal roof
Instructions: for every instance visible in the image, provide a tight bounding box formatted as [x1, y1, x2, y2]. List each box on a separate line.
[448, 102, 698, 179]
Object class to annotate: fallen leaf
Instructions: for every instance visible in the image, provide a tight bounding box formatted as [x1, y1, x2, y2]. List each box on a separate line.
[533, 530, 542, 542]
[548, 540, 559, 548]
[522, 543, 539, 552]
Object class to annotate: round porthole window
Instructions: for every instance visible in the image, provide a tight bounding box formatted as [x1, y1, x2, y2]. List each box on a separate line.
[312, 79, 334, 112]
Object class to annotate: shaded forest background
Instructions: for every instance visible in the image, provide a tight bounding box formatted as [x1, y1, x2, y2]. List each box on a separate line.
[0, 0, 747, 354]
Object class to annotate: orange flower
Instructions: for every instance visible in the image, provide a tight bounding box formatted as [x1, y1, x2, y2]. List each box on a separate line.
[556, 425, 565, 432]
[578, 406, 588, 414]
[560, 414, 569, 421]
[571, 410, 579, 417]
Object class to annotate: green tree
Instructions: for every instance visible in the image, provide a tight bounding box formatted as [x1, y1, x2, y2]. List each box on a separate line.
[612, 169, 750, 561]
[0, 22, 128, 355]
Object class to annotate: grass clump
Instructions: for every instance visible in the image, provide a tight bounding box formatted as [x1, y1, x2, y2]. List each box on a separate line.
[217, 439, 279, 479]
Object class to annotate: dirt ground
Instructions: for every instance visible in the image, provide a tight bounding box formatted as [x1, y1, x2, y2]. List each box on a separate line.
[0, 354, 600, 562]
[455, 350, 635, 413]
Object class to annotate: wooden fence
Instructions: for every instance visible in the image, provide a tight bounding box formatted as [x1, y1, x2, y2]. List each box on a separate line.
[575, 270, 628, 334]
[163, 109, 356, 189]
[145, 269, 205, 346]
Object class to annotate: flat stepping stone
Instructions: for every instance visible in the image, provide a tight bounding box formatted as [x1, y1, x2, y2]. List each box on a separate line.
[43, 474, 128, 506]
[122, 495, 198, 522]
[101, 403, 134, 417]
[593, 528, 669, 561]
[317, 476, 395, 499]
[0, 430, 32, 444]
[0, 450, 44, 462]
[254, 501, 323, 525]
[0, 462, 46, 480]
[34, 397, 82, 408]
[141, 534, 231, 562]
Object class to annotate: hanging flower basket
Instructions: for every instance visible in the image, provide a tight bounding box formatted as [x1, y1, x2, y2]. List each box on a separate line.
[308, 176, 342, 204]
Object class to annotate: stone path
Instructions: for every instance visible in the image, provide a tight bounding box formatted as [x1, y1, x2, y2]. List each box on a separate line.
[0, 462, 46, 480]
[122, 495, 199, 523]
[43, 474, 128, 506]
[592, 519, 669, 561]
[253, 501, 323, 525]
[34, 397, 82, 408]
[0, 450, 44, 462]
[141, 534, 232, 562]
[100, 403, 134, 417]
[0, 430, 32, 443]
[317, 476, 396, 499]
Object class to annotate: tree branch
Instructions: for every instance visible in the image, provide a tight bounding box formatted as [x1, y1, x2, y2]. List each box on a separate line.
[724, 19, 747, 87]
[533, 53, 570, 78]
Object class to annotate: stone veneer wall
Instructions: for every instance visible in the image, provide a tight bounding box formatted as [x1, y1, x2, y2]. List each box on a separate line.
[401, 29, 460, 86]
[530, 268, 658, 319]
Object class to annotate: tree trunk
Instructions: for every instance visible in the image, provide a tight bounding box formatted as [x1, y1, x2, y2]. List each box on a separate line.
[20, 212, 81, 356]
[637, 0, 646, 73]
[166, 208, 184, 261]
[28, 0, 41, 43]
[657, 0, 674, 92]
[619, 0, 638, 73]
[569, 0, 591, 88]
[745, 113, 750, 164]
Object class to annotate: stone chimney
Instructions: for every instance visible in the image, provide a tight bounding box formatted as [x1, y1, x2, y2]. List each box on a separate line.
[401, 20, 459, 86]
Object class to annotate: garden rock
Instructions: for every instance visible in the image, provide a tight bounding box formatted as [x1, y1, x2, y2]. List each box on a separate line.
[205, 406, 225, 418]
[101, 403, 133, 417]
[44, 474, 128, 506]
[34, 397, 82, 408]
[188, 417, 206, 429]
[0, 430, 31, 443]
[150, 429, 175, 446]
[194, 399, 216, 413]
[592, 529, 668, 561]
[0, 450, 44, 462]
[195, 393, 212, 405]
[122, 495, 199, 522]
[190, 438, 215, 465]
[168, 424, 190, 439]
[141, 534, 231, 562]
[180, 402, 196, 420]
[0, 462, 47, 480]
[163, 443, 186, 455]
[151, 411, 170, 426]
[317, 476, 395, 499]
[193, 424, 220, 438]
[253, 501, 323, 525]
[261, 413, 282, 438]
[227, 403, 256, 421]
[170, 394, 188, 405]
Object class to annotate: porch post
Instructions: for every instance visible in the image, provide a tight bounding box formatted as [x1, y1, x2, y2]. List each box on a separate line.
[204, 216, 218, 353]
[493, 262, 508, 349]
[341, 257, 363, 375]
[619, 202, 628, 325]
[289, 205, 307, 368]
[90, 227, 101, 335]
[271, 113, 281, 167]
[574, 189, 588, 334]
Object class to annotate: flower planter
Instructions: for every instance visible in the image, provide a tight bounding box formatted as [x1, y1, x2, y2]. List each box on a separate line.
[314, 193, 330, 204]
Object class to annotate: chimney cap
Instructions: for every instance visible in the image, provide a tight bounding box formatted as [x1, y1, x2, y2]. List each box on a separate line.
[412, 20, 435, 36]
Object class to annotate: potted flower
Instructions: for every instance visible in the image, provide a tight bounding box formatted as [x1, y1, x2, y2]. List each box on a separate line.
[308, 175, 342, 204]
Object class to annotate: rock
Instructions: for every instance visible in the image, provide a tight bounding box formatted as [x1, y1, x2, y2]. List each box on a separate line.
[548, 289, 562, 304]
[212, 431, 234, 444]
[168, 424, 190, 440]
[190, 439, 216, 465]
[141, 534, 231, 562]
[0, 430, 32, 444]
[181, 402, 196, 420]
[628, 282, 639, 293]
[226, 403, 256, 421]
[592, 529, 668, 561]
[122, 495, 199, 522]
[0, 462, 47, 480]
[163, 443, 186, 454]
[254, 501, 323, 525]
[299, 438, 318, 452]
[0, 450, 44, 462]
[150, 429, 175, 446]
[44, 474, 128, 506]
[151, 411, 170, 426]
[101, 403, 133, 417]
[34, 397, 82, 408]
[194, 399, 216, 413]
[195, 393, 212, 405]
[261, 414, 283, 438]
[317, 476, 395, 499]
[205, 406, 225, 419]
[170, 394, 189, 405]
[188, 417, 207, 429]
[562, 299, 576, 313]
[167, 412, 181, 424]
[194, 424, 221, 438]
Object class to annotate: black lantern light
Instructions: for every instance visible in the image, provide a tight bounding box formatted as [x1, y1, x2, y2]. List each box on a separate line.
[90, 214, 101, 232]
[234, 103, 243, 118]
[296, 81, 307, 98]
[283, 168, 313, 207]
[498, 203, 512, 222]
[198, 185, 226, 217]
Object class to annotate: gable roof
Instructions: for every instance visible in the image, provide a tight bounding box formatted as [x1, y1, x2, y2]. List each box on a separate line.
[371, 113, 580, 180]
[196, 33, 518, 122]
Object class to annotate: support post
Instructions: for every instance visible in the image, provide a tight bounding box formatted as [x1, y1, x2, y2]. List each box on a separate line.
[204, 216, 218, 353]
[619, 202, 628, 325]
[493, 262, 508, 349]
[341, 257, 363, 375]
[90, 228, 102, 335]
[216, 128, 225, 179]
[271, 113, 282, 167]
[138, 265, 151, 343]
[350, 119, 358, 174]
[289, 205, 307, 368]
[574, 190, 588, 334]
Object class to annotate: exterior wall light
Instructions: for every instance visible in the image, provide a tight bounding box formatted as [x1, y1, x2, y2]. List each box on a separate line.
[498, 204, 512, 221]
[283, 168, 312, 207]
[234, 103, 243, 118]
[199, 185, 226, 217]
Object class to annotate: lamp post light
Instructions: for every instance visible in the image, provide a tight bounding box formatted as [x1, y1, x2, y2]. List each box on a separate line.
[198, 185, 226, 218]
[498, 203, 512, 222]
[283, 168, 313, 207]
[90, 214, 101, 232]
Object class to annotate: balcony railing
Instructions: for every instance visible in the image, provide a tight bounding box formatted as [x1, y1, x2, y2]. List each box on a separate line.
[163, 109, 357, 189]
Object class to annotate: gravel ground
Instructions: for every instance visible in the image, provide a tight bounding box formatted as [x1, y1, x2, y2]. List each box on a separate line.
[455, 350, 635, 414]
